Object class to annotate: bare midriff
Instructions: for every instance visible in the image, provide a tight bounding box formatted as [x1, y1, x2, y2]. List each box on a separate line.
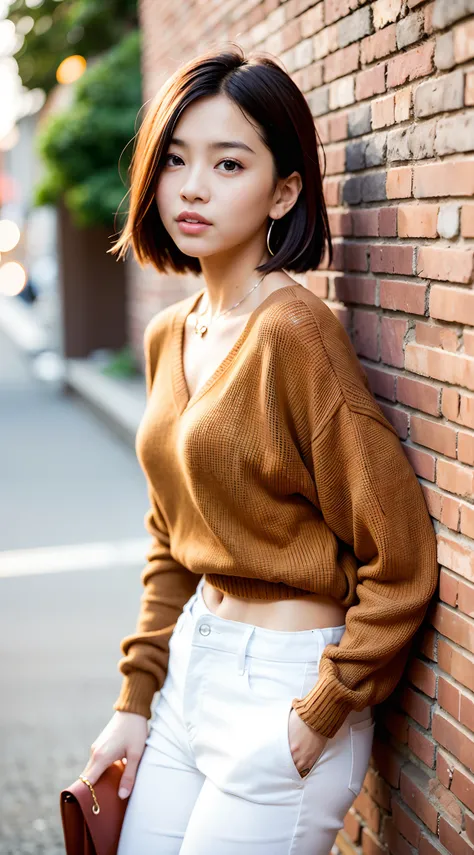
[202, 577, 347, 631]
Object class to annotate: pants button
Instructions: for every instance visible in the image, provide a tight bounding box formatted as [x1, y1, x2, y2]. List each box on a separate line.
[199, 623, 211, 636]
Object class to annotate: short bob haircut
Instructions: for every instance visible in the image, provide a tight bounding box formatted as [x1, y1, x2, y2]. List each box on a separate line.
[109, 43, 332, 275]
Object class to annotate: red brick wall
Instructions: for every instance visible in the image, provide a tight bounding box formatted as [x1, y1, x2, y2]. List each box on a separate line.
[134, 2, 474, 853]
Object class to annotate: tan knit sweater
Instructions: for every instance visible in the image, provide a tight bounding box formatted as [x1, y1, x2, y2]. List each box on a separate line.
[113, 283, 439, 739]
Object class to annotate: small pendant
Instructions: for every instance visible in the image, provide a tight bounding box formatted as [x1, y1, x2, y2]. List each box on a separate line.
[194, 321, 208, 337]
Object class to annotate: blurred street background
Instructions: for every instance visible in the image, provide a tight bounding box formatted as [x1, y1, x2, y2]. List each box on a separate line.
[0, 329, 151, 854]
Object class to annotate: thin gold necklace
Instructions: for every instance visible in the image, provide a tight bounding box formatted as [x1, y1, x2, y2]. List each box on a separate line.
[194, 273, 267, 337]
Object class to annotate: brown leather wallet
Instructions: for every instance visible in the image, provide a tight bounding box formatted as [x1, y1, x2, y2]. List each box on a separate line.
[60, 760, 128, 855]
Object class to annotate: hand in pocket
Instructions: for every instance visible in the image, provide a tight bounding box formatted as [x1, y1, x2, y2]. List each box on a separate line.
[288, 708, 327, 777]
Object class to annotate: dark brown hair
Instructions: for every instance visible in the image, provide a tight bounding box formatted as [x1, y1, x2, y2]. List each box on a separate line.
[109, 43, 332, 274]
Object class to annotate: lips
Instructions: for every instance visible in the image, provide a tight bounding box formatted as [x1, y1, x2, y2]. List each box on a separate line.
[177, 211, 212, 225]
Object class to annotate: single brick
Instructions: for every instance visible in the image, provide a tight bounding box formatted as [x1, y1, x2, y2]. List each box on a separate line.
[387, 41, 434, 88]
[362, 172, 387, 201]
[414, 70, 464, 118]
[381, 316, 408, 367]
[398, 203, 439, 237]
[453, 17, 474, 64]
[397, 11, 424, 48]
[371, 244, 414, 274]
[329, 75, 355, 109]
[418, 246, 474, 284]
[404, 444, 436, 481]
[343, 175, 363, 204]
[308, 85, 329, 116]
[413, 160, 474, 198]
[334, 275, 377, 304]
[432, 0, 474, 30]
[346, 141, 366, 171]
[410, 120, 436, 159]
[436, 112, 474, 156]
[338, 6, 373, 48]
[387, 126, 411, 161]
[361, 23, 397, 64]
[353, 308, 379, 360]
[437, 204, 460, 239]
[324, 42, 360, 82]
[356, 62, 386, 100]
[411, 414, 457, 457]
[372, 94, 395, 129]
[397, 375, 440, 415]
[365, 134, 387, 167]
[348, 103, 371, 136]
[328, 210, 352, 237]
[373, 0, 402, 30]
[324, 177, 342, 206]
[325, 145, 346, 175]
[386, 166, 412, 198]
[352, 208, 379, 236]
[313, 25, 338, 60]
[461, 205, 474, 237]
[328, 112, 348, 141]
[435, 31, 455, 70]
[395, 86, 412, 121]
[379, 206, 397, 235]
[364, 363, 397, 399]
[380, 279, 427, 314]
[430, 285, 474, 324]
[344, 242, 370, 271]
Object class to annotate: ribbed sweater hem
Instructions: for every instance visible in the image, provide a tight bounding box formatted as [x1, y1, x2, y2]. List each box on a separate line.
[205, 574, 314, 600]
[113, 671, 158, 720]
[291, 677, 353, 738]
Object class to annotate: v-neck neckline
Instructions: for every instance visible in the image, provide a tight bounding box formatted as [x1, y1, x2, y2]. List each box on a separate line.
[171, 283, 298, 415]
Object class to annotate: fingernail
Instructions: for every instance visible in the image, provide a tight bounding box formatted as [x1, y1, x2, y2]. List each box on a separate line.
[118, 788, 129, 799]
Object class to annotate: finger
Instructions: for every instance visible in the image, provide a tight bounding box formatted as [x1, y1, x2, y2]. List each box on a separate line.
[118, 751, 142, 799]
[80, 752, 109, 787]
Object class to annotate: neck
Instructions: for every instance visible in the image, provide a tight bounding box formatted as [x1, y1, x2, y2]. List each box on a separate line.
[199, 237, 272, 316]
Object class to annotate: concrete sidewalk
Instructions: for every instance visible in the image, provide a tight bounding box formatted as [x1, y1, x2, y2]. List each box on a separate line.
[1, 294, 146, 447]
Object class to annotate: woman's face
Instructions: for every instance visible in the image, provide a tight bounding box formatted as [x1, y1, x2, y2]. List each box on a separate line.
[155, 94, 283, 260]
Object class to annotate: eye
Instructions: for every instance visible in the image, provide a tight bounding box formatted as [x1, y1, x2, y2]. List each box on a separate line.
[217, 159, 243, 173]
[164, 154, 183, 167]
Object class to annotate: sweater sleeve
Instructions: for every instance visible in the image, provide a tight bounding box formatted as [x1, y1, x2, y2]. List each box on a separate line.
[290, 400, 439, 739]
[113, 315, 200, 719]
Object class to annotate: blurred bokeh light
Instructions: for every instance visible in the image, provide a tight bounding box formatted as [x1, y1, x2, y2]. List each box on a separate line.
[0, 260, 27, 296]
[56, 54, 86, 85]
[0, 220, 21, 252]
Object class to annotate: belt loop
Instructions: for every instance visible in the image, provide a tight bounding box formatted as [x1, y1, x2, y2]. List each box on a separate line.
[236, 625, 255, 675]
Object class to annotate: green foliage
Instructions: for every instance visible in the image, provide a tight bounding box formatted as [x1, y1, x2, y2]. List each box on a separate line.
[101, 345, 139, 378]
[8, 0, 138, 93]
[33, 29, 142, 228]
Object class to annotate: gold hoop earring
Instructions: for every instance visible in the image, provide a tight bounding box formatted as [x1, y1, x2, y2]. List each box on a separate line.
[267, 218, 276, 257]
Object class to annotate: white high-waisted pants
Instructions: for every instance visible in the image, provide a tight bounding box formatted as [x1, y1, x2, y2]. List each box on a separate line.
[117, 576, 375, 855]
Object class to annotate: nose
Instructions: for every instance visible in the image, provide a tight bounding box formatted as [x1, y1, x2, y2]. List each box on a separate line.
[179, 167, 210, 203]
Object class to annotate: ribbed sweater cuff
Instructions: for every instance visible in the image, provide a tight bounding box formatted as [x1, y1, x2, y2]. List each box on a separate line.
[291, 675, 353, 739]
[113, 671, 158, 720]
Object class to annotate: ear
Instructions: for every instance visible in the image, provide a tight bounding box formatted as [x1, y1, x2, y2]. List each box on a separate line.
[269, 171, 303, 220]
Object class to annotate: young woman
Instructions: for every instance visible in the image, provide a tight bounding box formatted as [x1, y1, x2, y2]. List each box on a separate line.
[80, 45, 439, 854]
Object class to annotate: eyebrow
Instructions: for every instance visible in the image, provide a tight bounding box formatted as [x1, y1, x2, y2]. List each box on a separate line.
[170, 137, 256, 154]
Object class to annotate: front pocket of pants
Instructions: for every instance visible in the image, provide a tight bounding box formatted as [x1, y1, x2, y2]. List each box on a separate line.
[348, 718, 375, 796]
